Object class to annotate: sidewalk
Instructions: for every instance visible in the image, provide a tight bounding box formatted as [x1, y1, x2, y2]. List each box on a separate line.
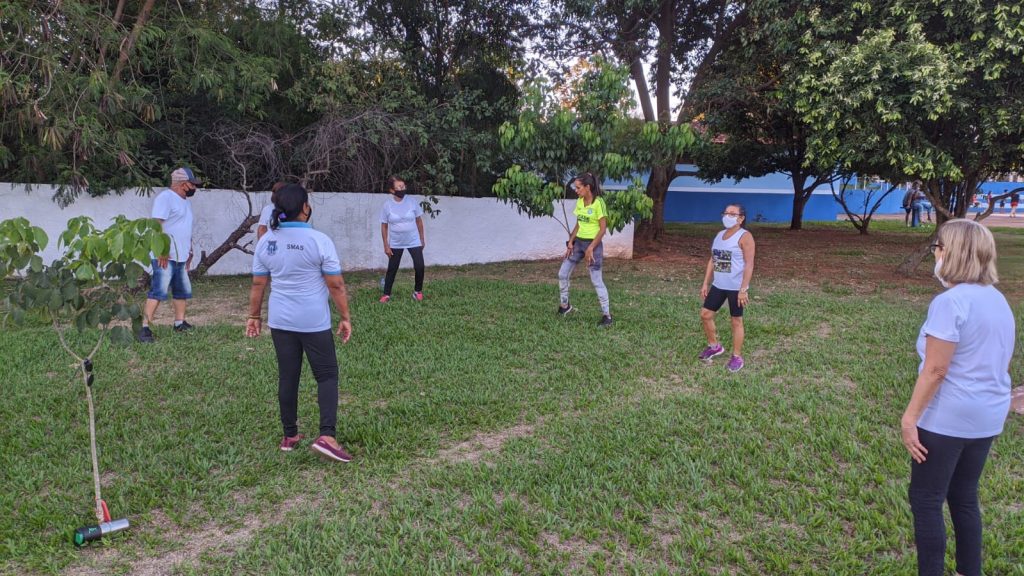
[865, 212, 1024, 229]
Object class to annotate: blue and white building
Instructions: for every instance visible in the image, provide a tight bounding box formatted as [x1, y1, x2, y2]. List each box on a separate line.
[606, 164, 1021, 223]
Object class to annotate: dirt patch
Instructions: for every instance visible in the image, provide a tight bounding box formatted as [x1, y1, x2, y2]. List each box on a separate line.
[539, 531, 603, 571]
[816, 322, 832, 339]
[128, 512, 267, 576]
[638, 373, 700, 399]
[836, 376, 858, 391]
[180, 278, 251, 326]
[63, 481, 314, 576]
[432, 423, 536, 465]
[1012, 386, 1024, 415]
[634, 227, 940, 296]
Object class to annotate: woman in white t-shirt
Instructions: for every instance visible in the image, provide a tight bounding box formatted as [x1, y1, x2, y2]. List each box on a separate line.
[378, 176, 425, 303]
[697, 203, 756, 373]
[901, 219, 1014, 576]
[256, 181, 287, 241]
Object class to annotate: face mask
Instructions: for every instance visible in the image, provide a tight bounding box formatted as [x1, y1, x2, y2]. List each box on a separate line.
[722, 215, 739, 228]
[934, 258, 951, 288]
[185, 187, 197, 197]
[393, 189, 406, 199]
[304, 206, 313, 222]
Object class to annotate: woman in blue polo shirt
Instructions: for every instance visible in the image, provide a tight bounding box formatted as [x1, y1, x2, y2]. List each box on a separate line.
[246, 184, 354, 463]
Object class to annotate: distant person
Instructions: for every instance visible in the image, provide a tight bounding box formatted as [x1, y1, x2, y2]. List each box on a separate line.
[911, 190, 925, 227]
[697, 203, 756, 372]
[901, 219, 1014, 576]
[1011, 192, 1019, 218]
[256, 181, 288, 240]
[902, 188, 915, 227]
[557, 172, 613, 327]
[138, 167, 201, 343]
[378, 176, 426, 303]
[246, 184, 354, 463]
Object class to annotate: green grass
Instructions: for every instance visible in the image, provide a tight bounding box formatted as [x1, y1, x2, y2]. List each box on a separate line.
[1, 229, 1023, 575]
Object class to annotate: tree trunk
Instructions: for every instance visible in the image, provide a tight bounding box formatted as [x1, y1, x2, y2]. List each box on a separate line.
[634, 165, 672, 245]
[110, 0, 157, 86]
[790, 193, 809, 230]
[896, 238, 934, 277]
[192, 215, 259, 278]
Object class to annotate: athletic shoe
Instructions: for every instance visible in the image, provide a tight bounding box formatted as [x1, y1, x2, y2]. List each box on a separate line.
[279, 434, 304, 451]
[379, 295, 391, 303]
[698, 343, 725, 362]
[727, 355, 745, 373]
[311, 436, 352, 463]
[597, 315, 613, 328]
[173, 320, 194, 332]
[557, 304, 574, 316]
[412, 291, 424, 302]
[137, 326, 155, 343]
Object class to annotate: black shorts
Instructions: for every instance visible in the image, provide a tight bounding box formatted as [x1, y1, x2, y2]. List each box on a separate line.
[702, 285, 744, 317]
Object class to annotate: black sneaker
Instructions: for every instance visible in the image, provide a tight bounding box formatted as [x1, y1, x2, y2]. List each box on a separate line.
[173, 320, 194, 333]
[558, 304, 574, 316]
[597, 315, 613, 328]
[137, 326, 155, 343]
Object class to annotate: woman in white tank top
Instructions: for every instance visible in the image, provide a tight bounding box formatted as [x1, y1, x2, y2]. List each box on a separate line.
[697, 204, 756, 372]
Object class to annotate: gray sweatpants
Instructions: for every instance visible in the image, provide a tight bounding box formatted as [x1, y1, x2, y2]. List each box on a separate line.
[558, 238, 610, 315]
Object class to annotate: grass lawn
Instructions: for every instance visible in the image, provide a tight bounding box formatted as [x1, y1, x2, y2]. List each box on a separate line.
[1, 222, 1022, 575]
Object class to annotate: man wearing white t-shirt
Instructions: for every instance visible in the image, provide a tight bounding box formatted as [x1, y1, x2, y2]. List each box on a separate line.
[138, 167, 200, 343]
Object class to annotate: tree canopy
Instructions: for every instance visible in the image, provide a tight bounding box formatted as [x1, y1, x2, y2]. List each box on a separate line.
[796, 0, 1024, 223]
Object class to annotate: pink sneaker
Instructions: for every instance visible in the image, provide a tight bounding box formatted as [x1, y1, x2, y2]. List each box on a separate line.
[379, 295, 391, 303]
[311, 436, 352, 463]
[698, 343, 725, 362]
[726, 355, 745, 373]
[279, 434, 304, 451]
[412, 291, 424, 302]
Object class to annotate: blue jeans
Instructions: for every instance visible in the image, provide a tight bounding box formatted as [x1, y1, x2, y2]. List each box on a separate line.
[558, 238, 610, 315]
[147, 260, 192, 300]
[911, 202, 922, 227]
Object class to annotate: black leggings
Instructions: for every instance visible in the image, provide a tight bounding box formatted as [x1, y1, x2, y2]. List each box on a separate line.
[270, 328, 338, 438]
[383, 246, 424, 295]
[909, 428, 995, 576]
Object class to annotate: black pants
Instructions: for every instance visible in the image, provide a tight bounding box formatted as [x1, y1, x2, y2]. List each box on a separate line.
[383, 246, 424, 295]
[270, 329, 339, 438]
[909, 428, 995, 576]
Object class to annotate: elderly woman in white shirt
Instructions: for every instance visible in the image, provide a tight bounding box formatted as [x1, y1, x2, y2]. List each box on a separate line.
[901, 219, 1015, 576]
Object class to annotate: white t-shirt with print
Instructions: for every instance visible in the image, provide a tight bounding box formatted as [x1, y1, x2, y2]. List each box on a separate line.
[379, 196, 423, 249]
[916, 283, 1015, 438]
[252, 222, 343, 333]
[151, 188, 193, 262]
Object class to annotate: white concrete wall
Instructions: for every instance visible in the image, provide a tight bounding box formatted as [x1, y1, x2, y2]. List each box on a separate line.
[0, 183, 633, 275]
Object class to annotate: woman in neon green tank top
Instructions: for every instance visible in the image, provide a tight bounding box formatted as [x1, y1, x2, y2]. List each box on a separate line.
[557, 173, 612, 327]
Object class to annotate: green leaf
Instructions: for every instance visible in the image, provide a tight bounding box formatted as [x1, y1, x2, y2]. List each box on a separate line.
[109, 326, 132, 345]
[32, 227, 48, 251]
[74, 263, 96, 281]
[109, 231, 124, 258]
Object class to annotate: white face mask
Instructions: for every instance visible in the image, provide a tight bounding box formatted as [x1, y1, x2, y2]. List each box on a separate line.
[934, 258, 951, 288]
[722, 215, 739, 228]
